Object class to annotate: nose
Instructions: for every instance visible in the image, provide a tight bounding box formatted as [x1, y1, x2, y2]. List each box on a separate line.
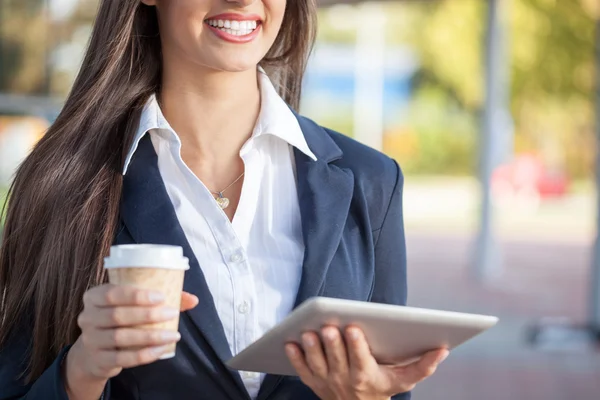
[224, 0, 257, 7]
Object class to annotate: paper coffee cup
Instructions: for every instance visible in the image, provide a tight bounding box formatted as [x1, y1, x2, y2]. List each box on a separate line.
[104, 244, 189, 359]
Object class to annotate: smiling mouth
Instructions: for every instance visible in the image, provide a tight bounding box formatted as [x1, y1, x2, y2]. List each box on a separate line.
[205, 19, 261, 36]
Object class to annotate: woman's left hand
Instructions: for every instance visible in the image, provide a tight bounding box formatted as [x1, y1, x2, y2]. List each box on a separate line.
[285, 326, 449, 400]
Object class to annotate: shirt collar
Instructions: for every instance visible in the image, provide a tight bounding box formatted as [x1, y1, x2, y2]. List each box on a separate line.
[122, 68, 317, 175]
[251, 68, 317, 160]
[122, 95, 170, 175]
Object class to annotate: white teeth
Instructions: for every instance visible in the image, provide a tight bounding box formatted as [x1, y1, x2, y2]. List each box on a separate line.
[207, 19, 259, 36]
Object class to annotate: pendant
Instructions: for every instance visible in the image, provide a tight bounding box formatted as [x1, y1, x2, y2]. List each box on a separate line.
[215, 194, 230, 209]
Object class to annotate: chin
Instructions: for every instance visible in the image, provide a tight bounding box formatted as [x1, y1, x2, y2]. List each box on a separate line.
[207, 57, 263, 73]
[215, 62, 258, 73]
[195, 45, 266, 73]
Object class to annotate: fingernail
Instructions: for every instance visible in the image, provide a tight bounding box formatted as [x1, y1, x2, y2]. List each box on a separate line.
[161, 331, 181, 342]
[323, 328, 337, 341]
[151, 345, 170, 356]
[348, 328, 361, 341]
[438, 351, 450, 364]
[162, 308, 180, 319]
[302, 334, 315, 347]
[285, 345, 297, 357]
[148, 291, 165, 304]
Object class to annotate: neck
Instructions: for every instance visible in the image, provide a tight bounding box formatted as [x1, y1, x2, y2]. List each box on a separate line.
[158, 62, 261, 166]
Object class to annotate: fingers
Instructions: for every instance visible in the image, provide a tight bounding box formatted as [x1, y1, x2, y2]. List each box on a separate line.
[84, 285, 197, 311]
[322, 327, 349, 376]
[286, 343, 315, 384]
[400, 348, 449, 384]
[301, 332, 328, 378]
[288, 328, 379, 399]
[84, 328, 181, 349]
[75, 285, 189, 380]
[84, 285, 165, 308]
[180, 292, 199, 311]
[290, 328, 373, 379]
[79, 306, 179, 329]
[345, 326, 376, 372]
[96, 345, 174, 370]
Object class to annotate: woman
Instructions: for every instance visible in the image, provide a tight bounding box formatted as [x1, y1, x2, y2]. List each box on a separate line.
[0, 0, 448, 399]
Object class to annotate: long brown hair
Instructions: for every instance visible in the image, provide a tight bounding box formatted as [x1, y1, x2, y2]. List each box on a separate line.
[0, 0, 317, 381]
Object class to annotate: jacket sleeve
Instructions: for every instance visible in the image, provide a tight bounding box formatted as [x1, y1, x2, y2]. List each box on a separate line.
[0, 329, 110, 399]
[371, 159, 410, 400]
[0, 323, 71, 400]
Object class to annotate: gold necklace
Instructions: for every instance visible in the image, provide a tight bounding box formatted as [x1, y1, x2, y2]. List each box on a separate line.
[211, 172, 245, 209]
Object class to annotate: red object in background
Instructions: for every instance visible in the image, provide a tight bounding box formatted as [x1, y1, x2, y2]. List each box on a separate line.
[492, 154, 569, 198]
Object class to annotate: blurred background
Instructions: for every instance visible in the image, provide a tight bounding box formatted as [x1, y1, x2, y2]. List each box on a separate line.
[1, 0, 599, 398]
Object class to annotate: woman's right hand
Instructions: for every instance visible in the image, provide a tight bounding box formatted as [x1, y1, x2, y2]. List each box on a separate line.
[64, 284, 198, 397]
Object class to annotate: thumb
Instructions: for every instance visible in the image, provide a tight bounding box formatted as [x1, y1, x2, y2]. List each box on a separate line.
[180, 292, 199, 311]
[394, 349, 448, 386]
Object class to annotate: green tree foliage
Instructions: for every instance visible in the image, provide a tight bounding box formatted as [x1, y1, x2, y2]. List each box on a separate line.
[0, 0, 97, 95]
[386, 0, 486, 109]
[512, 0, 595, 103]
[380, 0, 596, 177]
[0, 0, 47, 93]
[1, 0, 597, 177]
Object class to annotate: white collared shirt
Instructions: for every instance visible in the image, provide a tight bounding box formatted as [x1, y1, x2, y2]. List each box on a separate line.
[123, 69, 316, 399]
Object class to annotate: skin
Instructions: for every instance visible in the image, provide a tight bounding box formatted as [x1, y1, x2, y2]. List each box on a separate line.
[145, 0, 285, 221]
[65, 287, 199, 399]
[64, 1, 448, 399]
[286, 328, 448, 400]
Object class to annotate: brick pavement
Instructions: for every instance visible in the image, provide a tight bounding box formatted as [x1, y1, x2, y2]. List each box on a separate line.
[406, 233, 600, 400]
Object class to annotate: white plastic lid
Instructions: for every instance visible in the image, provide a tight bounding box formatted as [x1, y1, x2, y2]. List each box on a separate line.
[104, 244, 190, 270]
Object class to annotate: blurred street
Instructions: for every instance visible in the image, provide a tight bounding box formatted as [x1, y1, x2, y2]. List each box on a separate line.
[407, 230, 600, 399]
[404, 177, 595, 242]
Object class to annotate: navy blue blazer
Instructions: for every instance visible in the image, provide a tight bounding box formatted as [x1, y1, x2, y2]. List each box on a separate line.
[0, 115, 409, 400]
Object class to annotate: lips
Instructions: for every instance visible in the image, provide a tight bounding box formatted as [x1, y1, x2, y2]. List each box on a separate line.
[204, 13, 263, 43]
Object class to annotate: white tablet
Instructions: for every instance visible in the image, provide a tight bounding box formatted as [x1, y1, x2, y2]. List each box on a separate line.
[226, 297, 498, 376]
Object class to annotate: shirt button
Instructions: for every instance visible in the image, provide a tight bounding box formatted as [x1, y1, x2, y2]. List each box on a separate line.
[238, 300, 250, 314]
[242, 371, 259, 379]
[230, 253, 243, 263]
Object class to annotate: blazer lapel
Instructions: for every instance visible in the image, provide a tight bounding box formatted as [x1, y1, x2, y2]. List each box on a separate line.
[257, 116, 355, 400]
[292, 116, 355, 307]
[120, 136, 249, 399]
